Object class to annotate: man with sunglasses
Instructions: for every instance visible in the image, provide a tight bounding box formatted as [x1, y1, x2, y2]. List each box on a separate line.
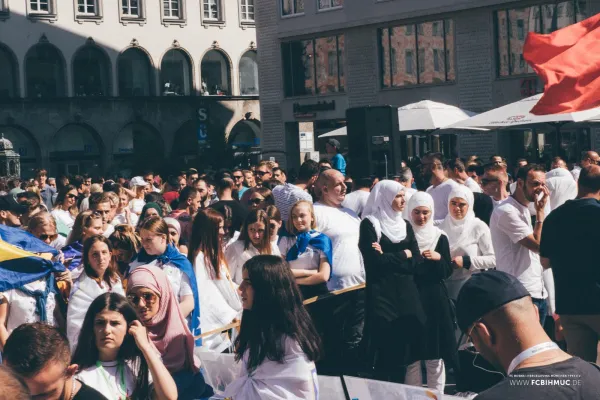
[232, 168, 249, 199]
[571, 150, 600, 181]
[456, 271, 600, 400]
[254, 161, 272, 185]
[481, 164, 510, 207]
[0, 194, 27, 228]
[27, 212, 66, 250]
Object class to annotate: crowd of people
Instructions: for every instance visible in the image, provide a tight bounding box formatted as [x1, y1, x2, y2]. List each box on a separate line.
[0, 148, 600, 399]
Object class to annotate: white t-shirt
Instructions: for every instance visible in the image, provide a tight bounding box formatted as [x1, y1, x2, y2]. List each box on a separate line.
[129, 199, 146, 215]
[50, 234, 67, 251]
[77, 361, 137, 400]
[67, 273, 125, 351]
[224, 337, 319, 400]
[103, 224, 115, 238]
[278, 236, 325, 272]
[111, 212, 139, 227]
[341, 190, 370, 217]
[51, 209, 75, 229]
[194, 252, 242, 353]
[224, 240, 282, 284]
[314, 203, 365, 291]
[0, 278, 57, 336]
[426, 179, 460, 221]
[129, 259, 193, 301]
[546, 174, 577, 211]
[571, 165, 581, 181]
[465, 177, 482, 193]
[490, 196, 546, 299]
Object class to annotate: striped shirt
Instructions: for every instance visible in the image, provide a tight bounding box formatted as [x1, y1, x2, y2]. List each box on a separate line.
[272, 183, 313, 222]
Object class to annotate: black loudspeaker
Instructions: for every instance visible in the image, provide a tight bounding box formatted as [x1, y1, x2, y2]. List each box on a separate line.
[345, 105, 398, 178]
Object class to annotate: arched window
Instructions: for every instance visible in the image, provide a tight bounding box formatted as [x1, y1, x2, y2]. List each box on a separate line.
[201, 50, 231, 96]
[239, 50, 258, 95]
[118, 48, 154, 96]
[73, 46, 111, 97]
[0, 45, 18, 98]
[25, 44, 66, 98]
[113, 122, 165, 173]
[160, 49, 193, 96]
[50, 124, 103, 176]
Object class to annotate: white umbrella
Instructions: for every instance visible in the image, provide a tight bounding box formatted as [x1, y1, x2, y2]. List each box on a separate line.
[318, 126, 347, 138]
[397, 100, 477, 131]
[446, 94, 600, 130]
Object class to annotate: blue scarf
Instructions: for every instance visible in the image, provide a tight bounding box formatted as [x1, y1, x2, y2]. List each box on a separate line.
[61, 241, 84, 271]
[17, 273, 56, 322]
[135, 244, 202, 346]
[286, 230, 333, 278]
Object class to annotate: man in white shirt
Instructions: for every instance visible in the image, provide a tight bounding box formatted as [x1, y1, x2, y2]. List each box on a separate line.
[490, 164, 553, 326]
[571, 150, 599, 181]
[342, 177, 372, 218]
[421, 153, 460, 222]
[446, 158, 482, 193]
[272, 160, 318, 222]
[313, 169, 365, 375]
[545, 161, 577, 212]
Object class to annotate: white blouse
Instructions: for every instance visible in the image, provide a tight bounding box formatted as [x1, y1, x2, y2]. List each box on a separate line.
[67, 273, 125, 352]
[1, 278, 57, 336]
[77, 361, 137, 400]
[51, 208, 76, 229]
[194, 252, 242, 353]
[278, 237, 325, 272]
[225, 240, 281, 284]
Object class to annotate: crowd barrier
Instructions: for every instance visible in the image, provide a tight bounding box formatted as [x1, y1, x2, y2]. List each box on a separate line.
[194, 282, 366, 340]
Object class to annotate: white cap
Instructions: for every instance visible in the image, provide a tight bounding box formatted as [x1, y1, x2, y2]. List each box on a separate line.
[130, 176, 147, 188]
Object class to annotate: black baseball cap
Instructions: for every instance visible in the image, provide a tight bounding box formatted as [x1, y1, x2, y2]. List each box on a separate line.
[0, 195, 29, 215]
[326, 139, 341, 149]
[456, 270, 530, 333]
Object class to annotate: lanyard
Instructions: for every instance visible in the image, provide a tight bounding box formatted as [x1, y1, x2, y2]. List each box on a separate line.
[507, 341, 560, 376]
[96, 361, 128, 400]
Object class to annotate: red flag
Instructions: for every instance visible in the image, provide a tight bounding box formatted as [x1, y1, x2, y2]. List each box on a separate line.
[524, 12, 600, 115]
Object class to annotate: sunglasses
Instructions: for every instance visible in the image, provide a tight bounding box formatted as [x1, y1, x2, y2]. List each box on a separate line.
[127, 292, 159, 306]
[255, 171, 268, 176]
[233, 175, 244, 180]
[249, 198, 264, 205]
[481, 178, 499, 185]
[66, 194, 77, 199]
[39, 233, 58, 241]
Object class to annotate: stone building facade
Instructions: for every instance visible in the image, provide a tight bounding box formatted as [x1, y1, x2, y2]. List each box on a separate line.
[0, 0, 260, 178]
[255, 0, 600, 172]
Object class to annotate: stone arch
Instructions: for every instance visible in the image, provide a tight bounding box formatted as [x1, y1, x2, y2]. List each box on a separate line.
[200, 48, 232, 96]
[117, 46, 155, 96]
[239, 50, 258, 96]
[25, 43, 67, 98]
[50, 123, 104, 176]
[0, 125, 41, 178]
[0, 42, 19, 98]
[72, 43, 112, 97]
[112, 121, 164, 175]
[159, 47, 194, 96]
[228, 118, 261, 151]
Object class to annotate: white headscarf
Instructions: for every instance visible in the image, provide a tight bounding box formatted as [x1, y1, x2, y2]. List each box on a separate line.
[439, 186, 477, 253]
[362, 180, 407, 243]
[407, 191, 445, 252]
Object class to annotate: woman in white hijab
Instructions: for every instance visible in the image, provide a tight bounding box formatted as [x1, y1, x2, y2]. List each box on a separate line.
[404, 191, 457, 393]
[359, 180, 426, 383]
[439, 186, 495, 301]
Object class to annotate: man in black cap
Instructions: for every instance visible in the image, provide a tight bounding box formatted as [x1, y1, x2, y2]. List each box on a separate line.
[325, 138, 346, 177]
[456, 270, 600, 399]
[0, 195, 28, 228]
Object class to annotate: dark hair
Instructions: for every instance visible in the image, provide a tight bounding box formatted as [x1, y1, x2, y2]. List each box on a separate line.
[186, 168, 199, 178]
[89, 192, 111, 210]
[188, 209, 226, 279]
[516, 163, 545, 182]
[4, 323, 71, 378]
[239, 209, 272, 253]
[216, 177, 234, 193]
[273, 167, 286, 175]
[579, 165, 600, 193]
[71, 175, 85, 190]
[56, 184, 78, 207]
[265, 205, 281, 223]
[234, 255, 321, 372]
[179, 186, 199, 204]
[72, 293, 150, 400]
[354, 176, 373, 189]
[445, 157, 466, 172]
[424, 151, 444, 165]
[83, 235, 120, 288]
[467, 164, 484, 177]
[0, 365, 29, 399]
[297, 160, 319, 182]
